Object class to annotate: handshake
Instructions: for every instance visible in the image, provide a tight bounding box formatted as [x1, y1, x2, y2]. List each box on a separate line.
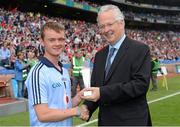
[76, 105, 89, 121]
[74, 87, 100, 121]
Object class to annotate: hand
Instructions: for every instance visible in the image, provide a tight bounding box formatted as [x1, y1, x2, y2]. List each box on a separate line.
[72, 92, 82, 107]
[79, 105, 89, 121]
[80, 87, 100, 102]
[25, 64, 30, 68]
[75, 92, 81, 102]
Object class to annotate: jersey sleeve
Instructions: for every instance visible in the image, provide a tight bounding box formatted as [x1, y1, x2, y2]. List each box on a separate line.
[25, 64, 48, 106]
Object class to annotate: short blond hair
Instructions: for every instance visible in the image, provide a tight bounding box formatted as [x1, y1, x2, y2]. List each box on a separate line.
[41, 21, 65, 40]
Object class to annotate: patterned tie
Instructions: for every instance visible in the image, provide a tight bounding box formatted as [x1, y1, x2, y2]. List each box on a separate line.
[105, 47, 116, 78]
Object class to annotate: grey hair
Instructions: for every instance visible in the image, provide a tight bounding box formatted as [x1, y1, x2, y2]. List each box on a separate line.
[97, 4, 124, 22]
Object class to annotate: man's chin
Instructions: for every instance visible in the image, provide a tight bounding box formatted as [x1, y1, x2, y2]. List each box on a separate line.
[104, 37, 114, 42]
[52, 53, 61, 57]
[106, 39, 115, 44]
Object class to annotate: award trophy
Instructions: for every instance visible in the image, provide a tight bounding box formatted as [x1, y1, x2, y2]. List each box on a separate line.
[81, 63, 92, 96]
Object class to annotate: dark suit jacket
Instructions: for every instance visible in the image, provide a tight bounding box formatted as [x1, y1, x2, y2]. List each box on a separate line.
[84, 37, 152, 126]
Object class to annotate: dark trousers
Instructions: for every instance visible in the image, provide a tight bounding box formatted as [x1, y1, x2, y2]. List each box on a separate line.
[151, 73, 158, 90]
[71, 76, 84, 97]
[1, 58, 9, 67]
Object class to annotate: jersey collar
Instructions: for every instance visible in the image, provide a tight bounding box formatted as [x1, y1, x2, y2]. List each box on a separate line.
[39, 56, 63, 74]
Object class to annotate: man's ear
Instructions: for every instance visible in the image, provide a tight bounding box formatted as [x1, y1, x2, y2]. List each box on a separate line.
[119, 20, 125, 29]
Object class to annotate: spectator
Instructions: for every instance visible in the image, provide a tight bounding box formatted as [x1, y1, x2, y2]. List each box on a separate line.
[14, 50, 30, 98]
[0, 42, 11, 67]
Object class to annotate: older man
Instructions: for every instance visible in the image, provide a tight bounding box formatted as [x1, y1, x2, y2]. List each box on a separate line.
[81, 4, 152, 126]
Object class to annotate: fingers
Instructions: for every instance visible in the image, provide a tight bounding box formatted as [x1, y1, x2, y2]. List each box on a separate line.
[79, 105, 89, 121]
[72, 92, 82, 106]
[75, 92, 81, 100]
[81, 95, 92, 101]
[79, 87, 100, 102]
[79, 87, 95, 97]
[83, 87, 96, 91]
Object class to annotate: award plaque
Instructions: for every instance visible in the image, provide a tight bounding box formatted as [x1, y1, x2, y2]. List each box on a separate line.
[81, 66, 92, 96]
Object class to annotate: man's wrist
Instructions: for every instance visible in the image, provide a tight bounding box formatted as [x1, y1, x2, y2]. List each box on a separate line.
[76, 106, 81, 117]
[74, 94, 81, 105]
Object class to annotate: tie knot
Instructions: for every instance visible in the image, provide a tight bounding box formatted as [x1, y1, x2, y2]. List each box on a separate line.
[109, 47, 116, 57]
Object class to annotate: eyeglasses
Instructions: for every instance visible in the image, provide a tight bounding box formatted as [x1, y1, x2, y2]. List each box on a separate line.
[98, 20, 118, 30]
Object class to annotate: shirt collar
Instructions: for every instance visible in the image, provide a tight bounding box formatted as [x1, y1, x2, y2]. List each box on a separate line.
[39, 56, 63, 74]
[109, 34, 126, 50]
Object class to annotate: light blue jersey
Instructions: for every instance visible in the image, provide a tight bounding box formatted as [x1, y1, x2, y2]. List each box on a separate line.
[25, 57, 72, 126]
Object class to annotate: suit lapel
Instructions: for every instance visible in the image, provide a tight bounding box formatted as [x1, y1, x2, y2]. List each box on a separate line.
[105, 37, 130, 83]
[100, 47, 109, 85]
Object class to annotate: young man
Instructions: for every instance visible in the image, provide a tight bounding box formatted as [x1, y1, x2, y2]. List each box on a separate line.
[81, 5, 152, 126]
[25, 22, 88, 126]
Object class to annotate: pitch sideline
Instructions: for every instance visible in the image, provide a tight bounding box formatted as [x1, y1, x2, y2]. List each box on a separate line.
[76, 91, 180, 127]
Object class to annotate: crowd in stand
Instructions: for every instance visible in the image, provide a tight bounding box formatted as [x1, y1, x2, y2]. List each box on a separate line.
[71, 0, 180, 22]
[124, 11, 180, 22]
[72, 0, 99, 8]
[0, 7, 180, 70]
[127, 29, 180, 61]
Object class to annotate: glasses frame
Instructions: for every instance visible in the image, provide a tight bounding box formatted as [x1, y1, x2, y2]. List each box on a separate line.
[98, 20, 119, 31]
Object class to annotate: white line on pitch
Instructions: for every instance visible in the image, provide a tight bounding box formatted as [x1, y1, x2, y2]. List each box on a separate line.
[76, 91, 180, 127]
[148, 91, 180, 104]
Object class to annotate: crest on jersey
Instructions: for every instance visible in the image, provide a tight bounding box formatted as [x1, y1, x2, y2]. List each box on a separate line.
[62, 77, 67, 82]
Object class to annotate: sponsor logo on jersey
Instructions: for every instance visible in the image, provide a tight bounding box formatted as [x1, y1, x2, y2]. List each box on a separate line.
[52, 83, 62, 88]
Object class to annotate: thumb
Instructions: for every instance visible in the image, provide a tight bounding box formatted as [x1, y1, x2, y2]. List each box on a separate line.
[83, 87, 94, 91]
